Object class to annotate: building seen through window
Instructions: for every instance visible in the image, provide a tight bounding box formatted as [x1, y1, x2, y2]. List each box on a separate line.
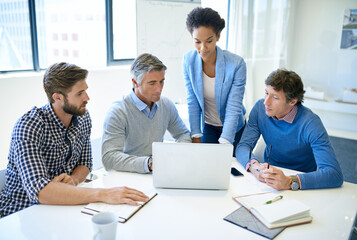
[0, 0, 33, 71]
[0, 0, 107, 72]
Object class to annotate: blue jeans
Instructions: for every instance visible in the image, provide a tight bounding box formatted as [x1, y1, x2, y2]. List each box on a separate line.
[201, 122, 246, 157]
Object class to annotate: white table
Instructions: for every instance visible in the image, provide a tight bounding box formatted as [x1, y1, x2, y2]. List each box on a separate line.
[0, 162, 356, 240]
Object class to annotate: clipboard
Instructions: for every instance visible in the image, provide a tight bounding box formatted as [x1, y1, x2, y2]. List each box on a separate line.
[224, 207, 285, 239]
[81, 192, 157, 223]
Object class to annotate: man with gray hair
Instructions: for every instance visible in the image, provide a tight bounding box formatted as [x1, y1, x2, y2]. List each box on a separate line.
[102, 53, 192, 173]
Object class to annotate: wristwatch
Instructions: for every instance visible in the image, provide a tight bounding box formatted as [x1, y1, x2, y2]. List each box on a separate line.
[290, 175, 300, 191]
[147, 156, 153, 172]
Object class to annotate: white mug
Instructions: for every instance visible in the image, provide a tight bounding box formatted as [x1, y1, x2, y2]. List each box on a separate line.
[92, 212, 117, 240]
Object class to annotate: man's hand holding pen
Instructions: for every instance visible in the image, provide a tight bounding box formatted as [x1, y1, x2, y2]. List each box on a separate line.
[260, 164, 292, 190]
[248, 146, 266, 182]
[247, 145, 299, 190]
[248, 161, 265, 182]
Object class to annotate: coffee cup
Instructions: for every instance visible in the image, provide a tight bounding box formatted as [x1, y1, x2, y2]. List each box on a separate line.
[92, 212, 117, 240]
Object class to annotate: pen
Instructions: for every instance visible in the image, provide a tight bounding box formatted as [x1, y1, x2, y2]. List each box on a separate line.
[265, 195, 283, 204]
[267, 145, 272, 169]
[249, 146, 260, 172]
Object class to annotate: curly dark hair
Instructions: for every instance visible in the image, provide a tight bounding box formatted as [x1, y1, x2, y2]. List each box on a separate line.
[186, 7, 225, 35]
[265, 69, 305, 105]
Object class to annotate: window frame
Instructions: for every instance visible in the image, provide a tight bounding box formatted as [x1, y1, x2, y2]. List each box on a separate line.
[29, 0, 40, 72]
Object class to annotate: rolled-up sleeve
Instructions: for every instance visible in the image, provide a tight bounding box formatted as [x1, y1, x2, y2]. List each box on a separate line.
[13, 139, 51, 204]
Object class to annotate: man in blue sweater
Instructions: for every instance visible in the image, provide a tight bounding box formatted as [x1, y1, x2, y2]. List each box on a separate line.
[102, 53, 192, 174]
[236, 69, 343, 190]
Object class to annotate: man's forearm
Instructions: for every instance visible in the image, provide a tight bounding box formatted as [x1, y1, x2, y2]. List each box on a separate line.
[38, 182, 150, 206]
[102, 151, 148, 173]
[38, 182, 101, 205]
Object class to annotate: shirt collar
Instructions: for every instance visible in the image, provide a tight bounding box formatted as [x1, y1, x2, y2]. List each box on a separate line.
[273, 105, 298, 123]
[45, 103, 66, 129]
[72, 115, 79, 126]
[46, 103, 79, 129]
[129, 90, 157, 112]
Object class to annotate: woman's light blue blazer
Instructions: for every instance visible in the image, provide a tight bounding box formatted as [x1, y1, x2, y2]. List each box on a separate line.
[183, 46, 246, 144]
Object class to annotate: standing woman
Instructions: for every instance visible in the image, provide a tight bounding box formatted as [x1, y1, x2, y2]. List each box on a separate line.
[183, 7, 246, 154]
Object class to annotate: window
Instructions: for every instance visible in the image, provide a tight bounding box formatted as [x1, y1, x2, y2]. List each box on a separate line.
[0, 0, 117, 73]
[113, 0, 136, 59]
[238, 0, 290, 59]
[106, 0, 136, 65]
[36, 0, 106, 69]
[1, 0, 177, 72]
[0, 0, 33, 72]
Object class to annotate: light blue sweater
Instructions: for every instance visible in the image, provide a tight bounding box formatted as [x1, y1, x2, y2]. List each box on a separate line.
[102, 93, 191, 173]
[236, 99, 343, 189]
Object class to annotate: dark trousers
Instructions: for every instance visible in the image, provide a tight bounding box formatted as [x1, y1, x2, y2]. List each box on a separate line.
[201, 122, 246, 157]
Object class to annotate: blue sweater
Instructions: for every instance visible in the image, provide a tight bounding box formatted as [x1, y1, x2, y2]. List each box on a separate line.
[236, 99, 343, 189]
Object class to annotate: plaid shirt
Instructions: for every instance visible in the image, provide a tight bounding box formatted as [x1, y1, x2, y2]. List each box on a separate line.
[0, 104, 92, 217]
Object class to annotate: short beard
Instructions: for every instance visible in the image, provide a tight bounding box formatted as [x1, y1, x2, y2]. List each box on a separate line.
[62, 97, 86, 116]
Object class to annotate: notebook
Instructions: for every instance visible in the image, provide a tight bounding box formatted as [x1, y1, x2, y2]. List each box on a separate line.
[152, 142, 233, 190]
[224, 207, 286, 239]
[233, 192, 312, 229]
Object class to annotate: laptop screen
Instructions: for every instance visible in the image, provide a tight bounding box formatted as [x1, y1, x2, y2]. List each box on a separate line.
[152, 142, 233, 190]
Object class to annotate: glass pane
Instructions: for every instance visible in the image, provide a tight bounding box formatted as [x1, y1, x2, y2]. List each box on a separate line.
[0, 0, 33, 72]
[112, 0, 136, 60]
[36, 0, 106, 69]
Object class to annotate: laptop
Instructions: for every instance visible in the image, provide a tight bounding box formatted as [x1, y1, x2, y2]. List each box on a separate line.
[152, 142, 233, 190]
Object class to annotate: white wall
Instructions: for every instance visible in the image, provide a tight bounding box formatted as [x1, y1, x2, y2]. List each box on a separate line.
[250, 0, 357, 138]
[286, 0, 357, 137]
[288, 0, 357, 100]
[1, 73, 47, 170]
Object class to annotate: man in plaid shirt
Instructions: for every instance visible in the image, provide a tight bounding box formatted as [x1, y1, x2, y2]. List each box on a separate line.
[0, 63, 148, 217]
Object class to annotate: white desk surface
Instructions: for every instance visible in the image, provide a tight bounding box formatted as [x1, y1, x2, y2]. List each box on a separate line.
[0, 161, 356, 240]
